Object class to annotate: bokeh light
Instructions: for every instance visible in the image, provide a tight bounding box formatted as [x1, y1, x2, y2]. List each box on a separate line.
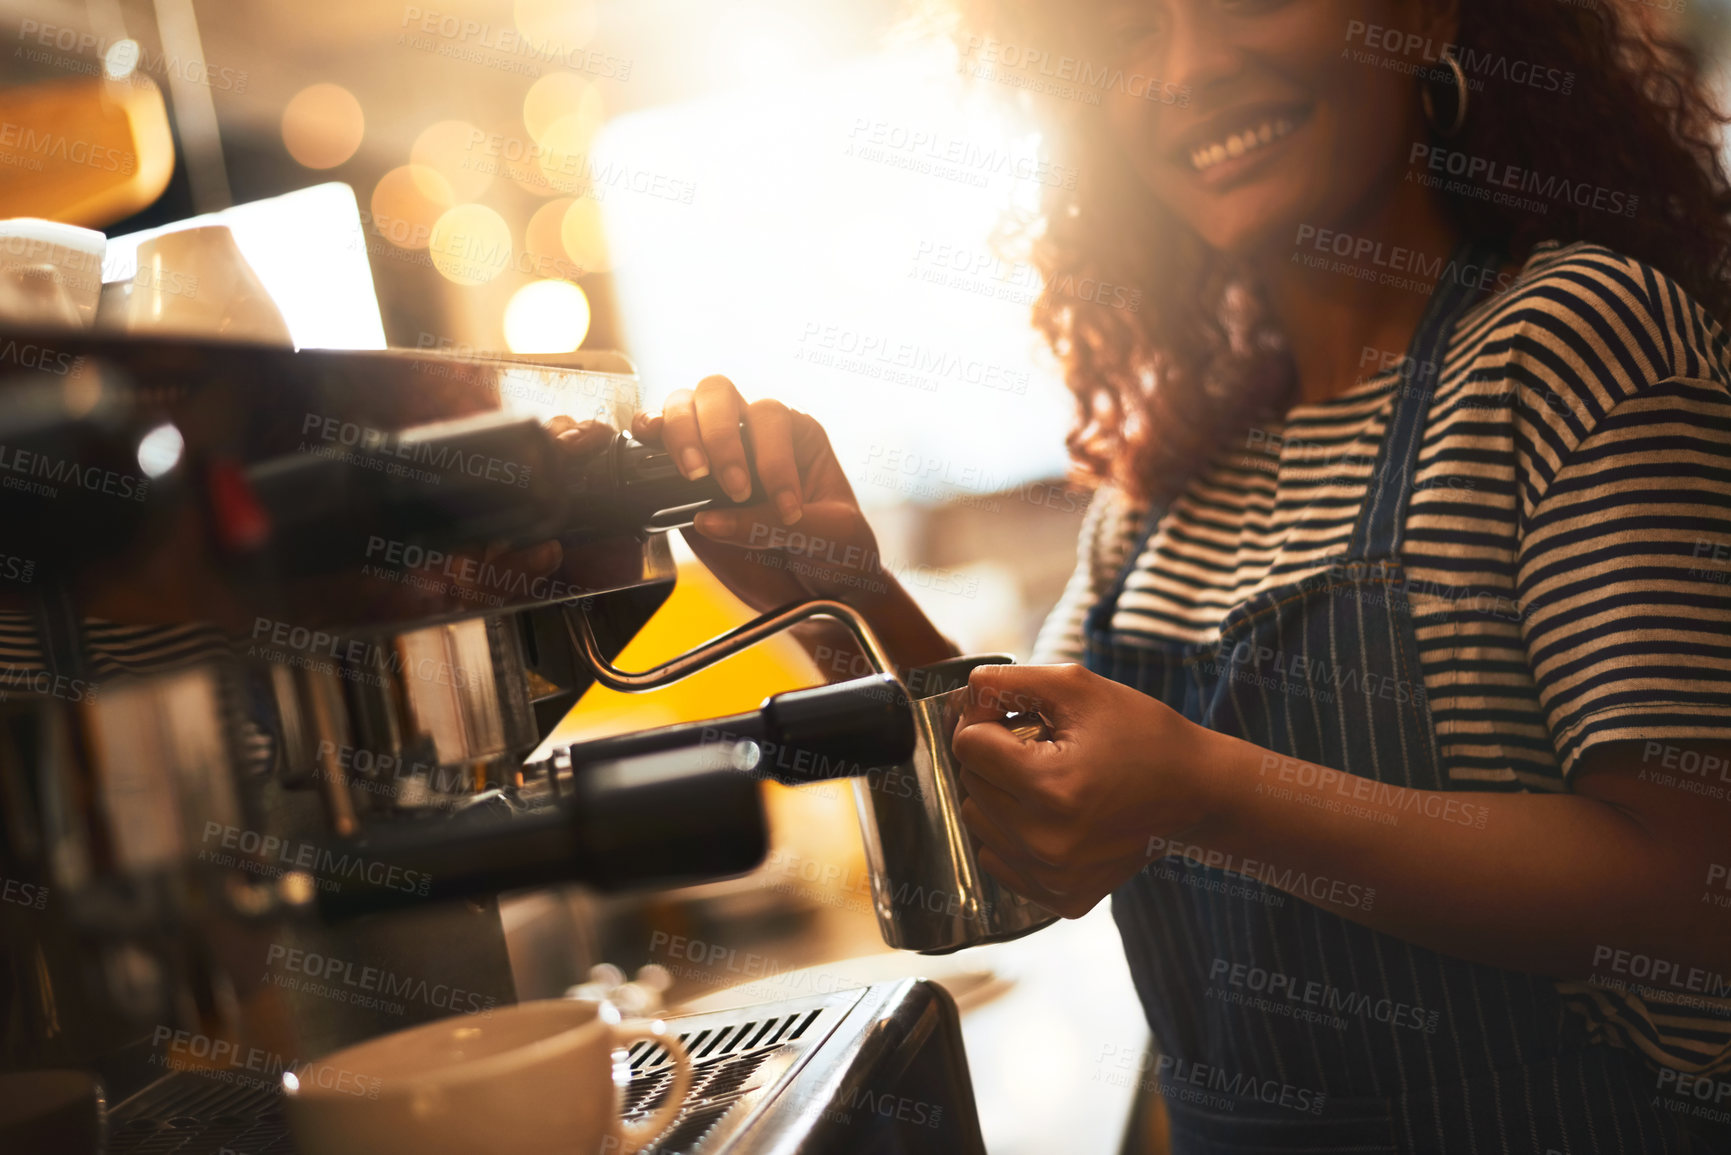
[429, 204, 513, 286]
[526, 198, 585, 281]
[282, 84, 365, 169]
[524, 73, 605, 146]
[103, 39, 140, 81]
[504, 280, 591, 353]
[370, 165, 454, 250]
[558, 197, 611, 275]
[411, 120, 492, 203]
[514, 0, 597, 55]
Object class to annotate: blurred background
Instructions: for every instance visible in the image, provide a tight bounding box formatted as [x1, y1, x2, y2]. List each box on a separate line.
[5, 2, 1730, 1149]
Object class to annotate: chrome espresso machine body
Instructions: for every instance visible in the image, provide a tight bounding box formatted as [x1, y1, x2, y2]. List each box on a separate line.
[0, 329, 987, 1153]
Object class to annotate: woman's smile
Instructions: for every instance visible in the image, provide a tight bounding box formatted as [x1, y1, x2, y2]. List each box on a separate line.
[1169, 100, 1314, 188]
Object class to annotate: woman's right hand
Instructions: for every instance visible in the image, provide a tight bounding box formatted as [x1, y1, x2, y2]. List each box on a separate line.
[630, 375, 883, 617]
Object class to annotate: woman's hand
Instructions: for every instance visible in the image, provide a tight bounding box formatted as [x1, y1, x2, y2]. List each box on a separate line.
[631, 375, 883, 617]
[631, 376, 959, 675]
[952, 663, 1224, 918]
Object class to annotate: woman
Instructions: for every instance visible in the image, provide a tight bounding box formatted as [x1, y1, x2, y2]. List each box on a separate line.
[638, 1, 1731, 1149]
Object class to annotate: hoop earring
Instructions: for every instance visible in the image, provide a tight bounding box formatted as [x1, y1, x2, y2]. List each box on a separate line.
[1422, 48, 1469, 137]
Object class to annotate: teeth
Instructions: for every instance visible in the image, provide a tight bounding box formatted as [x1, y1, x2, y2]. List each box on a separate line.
[1190, 116, 1296, 173]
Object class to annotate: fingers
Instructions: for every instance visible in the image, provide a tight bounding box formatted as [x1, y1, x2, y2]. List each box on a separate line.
[952, 721, 1043, 804]
[694, 378, 753, 502]
[743, 398, 802, 525]
[957, 663, 1091, 731]
[549, 417, 614, 457]
[963, 798, 1054, 895]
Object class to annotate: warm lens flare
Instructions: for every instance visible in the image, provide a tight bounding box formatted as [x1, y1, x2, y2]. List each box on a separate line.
[524, 72, 604, 145]
[505, 280, 591, 353]
[429, 204, 513, 286]
[514, 0, 597, 55]
[412, 119, 492, 203]
[559, 197, 611, 275]
[282, 84, 365, 170]
[526, 198, 585, 281]
[370, 165, 454, 251]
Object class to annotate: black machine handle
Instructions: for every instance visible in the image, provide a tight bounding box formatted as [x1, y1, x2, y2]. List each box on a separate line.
[312, 674, 911, 919]
[315, 747, 769, 919]
[562, 675, 916, 787]
[239, 418, 766, 574]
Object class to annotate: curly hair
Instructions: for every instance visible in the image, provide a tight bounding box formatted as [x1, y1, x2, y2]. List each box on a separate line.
[933, 2, 1731, 501]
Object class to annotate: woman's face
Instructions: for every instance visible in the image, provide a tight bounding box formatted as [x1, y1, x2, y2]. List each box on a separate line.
[1093, 0, 1447, 259]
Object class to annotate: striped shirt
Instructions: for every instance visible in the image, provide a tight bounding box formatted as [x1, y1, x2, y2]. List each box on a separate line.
[1033, 240, 1731, 1075]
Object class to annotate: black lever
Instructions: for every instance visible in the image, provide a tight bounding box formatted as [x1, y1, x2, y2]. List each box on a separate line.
[239, 417, 767, 575]
[562, 675, 916, 787]
[313, 745, 769, 920]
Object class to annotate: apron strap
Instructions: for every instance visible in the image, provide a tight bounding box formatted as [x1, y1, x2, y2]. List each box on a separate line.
[1087, 237, 1501, 634]
[1084, 498, 1167, 638]
[1348, 238, 1502, 561]
[32, 585, 87, 683]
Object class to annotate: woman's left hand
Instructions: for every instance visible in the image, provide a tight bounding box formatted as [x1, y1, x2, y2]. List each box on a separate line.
[951, 663, 1223, 918]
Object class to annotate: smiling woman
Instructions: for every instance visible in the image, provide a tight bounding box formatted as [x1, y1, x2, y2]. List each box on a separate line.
[634, 0, 1731, 1152]
[938, 0, 1731, 500]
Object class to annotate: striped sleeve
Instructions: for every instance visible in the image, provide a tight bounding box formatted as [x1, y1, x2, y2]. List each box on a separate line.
[1516, 376, 1731, 775]
[1030, 484, 1141, 665]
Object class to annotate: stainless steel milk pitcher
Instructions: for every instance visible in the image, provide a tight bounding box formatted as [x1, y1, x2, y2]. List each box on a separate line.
[570, 599, 1060, 953]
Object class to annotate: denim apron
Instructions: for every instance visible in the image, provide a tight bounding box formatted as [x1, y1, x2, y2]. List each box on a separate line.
[1083, 241, 1705, 1153]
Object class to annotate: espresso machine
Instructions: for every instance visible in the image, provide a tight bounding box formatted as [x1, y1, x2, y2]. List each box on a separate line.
[0, 327, 1019, 1153]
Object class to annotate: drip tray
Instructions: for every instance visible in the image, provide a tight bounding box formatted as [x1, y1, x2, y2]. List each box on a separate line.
[105, 980, 979, 1154]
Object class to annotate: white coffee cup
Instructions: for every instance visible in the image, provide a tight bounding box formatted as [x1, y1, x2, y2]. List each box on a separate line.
[0, 218, 106, 327]
[107, 225, 292, 344]
[282, 999, 692, 1155]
